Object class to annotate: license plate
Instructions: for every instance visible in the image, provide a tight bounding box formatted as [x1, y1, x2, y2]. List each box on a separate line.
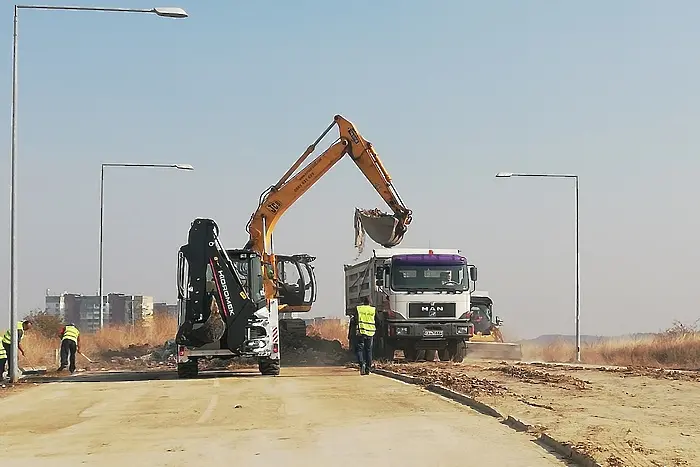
[423, 329, 444, 337]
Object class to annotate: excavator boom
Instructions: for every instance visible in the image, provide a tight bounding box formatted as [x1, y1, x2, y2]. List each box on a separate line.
[246, 114, 412, 258]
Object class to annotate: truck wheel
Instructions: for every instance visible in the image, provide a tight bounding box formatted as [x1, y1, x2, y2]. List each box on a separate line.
[258, 357, 280, 376]
[438, 348, 452, 361]
[403, 347, 418, 362]
[451, 342, 467, 363]
[378, 339, 396, 361]
[177, 359, 198, 379]
[424, 349, 437, 362]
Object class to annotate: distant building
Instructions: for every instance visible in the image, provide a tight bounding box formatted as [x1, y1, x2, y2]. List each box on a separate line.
[45, 291, 154, 332]
[153, 302, 179, 318]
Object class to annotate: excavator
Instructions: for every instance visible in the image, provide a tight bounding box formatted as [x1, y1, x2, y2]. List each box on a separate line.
[243, 114, 413, 340]
[174, 115, 412, 377]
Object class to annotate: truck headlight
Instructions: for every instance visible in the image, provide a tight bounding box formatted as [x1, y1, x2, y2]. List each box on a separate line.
[395, 326, 409, 335]
[456, 326, 470, 335]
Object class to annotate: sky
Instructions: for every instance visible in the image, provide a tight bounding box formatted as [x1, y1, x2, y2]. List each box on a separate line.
[0, 1, 699, 339]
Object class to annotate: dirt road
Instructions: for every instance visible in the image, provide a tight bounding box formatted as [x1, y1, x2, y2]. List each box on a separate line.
[1, 367, 565, 466]
[379, 361, 700, 466]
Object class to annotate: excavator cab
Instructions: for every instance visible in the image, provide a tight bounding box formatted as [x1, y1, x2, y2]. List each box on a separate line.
[275, 254, 317, 310]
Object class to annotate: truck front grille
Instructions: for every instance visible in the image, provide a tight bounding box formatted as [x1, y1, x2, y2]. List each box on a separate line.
[408, 302, 456, 318]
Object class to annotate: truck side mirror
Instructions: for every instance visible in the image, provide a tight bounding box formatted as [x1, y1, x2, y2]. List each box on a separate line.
[375, 267, 384, 280]
[469, 265, 478, 282]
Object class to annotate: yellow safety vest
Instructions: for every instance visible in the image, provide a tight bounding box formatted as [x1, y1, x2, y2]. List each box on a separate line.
[1, 322, 24, 346]
[62, 325, 80, 343]
[0, 342, 6, 359]
[356, 305, 376, 337]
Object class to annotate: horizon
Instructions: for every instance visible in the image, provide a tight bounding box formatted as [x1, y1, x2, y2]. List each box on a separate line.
[2, 1, 700, 340]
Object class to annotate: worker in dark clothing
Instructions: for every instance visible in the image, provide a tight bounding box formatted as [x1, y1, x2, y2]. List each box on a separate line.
[0, 319, 33, 378]
[350, 297, 378, 375]
[57, 323, 81, 374]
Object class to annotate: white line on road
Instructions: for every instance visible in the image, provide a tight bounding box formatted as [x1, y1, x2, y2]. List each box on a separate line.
[197, 395, 219, 424]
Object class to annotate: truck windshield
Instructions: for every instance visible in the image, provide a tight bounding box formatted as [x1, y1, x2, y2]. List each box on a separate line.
[390, 263, 468, 291]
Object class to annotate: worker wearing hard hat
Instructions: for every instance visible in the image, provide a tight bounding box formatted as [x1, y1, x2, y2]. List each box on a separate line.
[57, 323, 81, 374]
[351, 296, 378, 375]
[0, 319, 33, 379]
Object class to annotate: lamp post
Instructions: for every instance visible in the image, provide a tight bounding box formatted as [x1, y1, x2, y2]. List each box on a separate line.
[99, 163, 194, 329]
[8, 5, 188, 382]
[495, 172, 581, 363]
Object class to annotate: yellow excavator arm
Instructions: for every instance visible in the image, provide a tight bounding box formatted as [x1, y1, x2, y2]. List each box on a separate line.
[244, 114, 412, 301]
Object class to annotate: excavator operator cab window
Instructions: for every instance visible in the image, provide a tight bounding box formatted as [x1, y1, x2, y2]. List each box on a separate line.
[276, 256, 317, 308]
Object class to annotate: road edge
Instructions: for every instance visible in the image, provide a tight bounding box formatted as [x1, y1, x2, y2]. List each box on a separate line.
[372, 367, 602, 467]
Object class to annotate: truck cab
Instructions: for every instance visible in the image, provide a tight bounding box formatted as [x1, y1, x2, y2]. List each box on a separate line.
[345, 248, 478, 363]
[468, 290, 502, 335]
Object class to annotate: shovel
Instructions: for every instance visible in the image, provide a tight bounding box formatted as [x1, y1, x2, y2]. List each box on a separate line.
[78, 351, 95, 363]
[19, 356, 47, 375]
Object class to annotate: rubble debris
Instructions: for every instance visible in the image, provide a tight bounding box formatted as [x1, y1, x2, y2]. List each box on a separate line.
[376, 362, 510, 397]
[486, 364, 592, 390]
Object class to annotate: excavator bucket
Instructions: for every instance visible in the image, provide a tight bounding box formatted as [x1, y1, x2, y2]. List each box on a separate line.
[354, 208, 405, 250]
[179, 293, 226, 347]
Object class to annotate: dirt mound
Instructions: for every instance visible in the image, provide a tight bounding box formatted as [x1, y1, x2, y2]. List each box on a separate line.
[100, 343, 155, 359]
[280, 335, 352, 366]
[486, 364, 591, 390]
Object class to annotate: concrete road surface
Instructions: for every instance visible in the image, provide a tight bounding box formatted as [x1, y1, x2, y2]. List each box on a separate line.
[1, 367, 565, 466]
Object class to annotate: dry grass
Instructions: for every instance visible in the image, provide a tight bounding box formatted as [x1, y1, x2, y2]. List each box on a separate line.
[306, 319, 350, 349]
[20, 315, 178, 368]
[522, 322, 700, 370]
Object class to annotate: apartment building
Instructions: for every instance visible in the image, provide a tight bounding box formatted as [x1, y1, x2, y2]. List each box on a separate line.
[153, 302, 179, 318]
[45, 292, 154, 332]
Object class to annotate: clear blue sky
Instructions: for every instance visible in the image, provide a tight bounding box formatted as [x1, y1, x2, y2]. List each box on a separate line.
[0, 1, 698, 339]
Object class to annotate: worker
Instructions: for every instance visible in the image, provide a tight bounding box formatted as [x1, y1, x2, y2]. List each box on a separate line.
[0, 339, 6, 379]
[352, 296, 378, 375]
[57, 322, 81, 374]
[0, 319, 33, 378]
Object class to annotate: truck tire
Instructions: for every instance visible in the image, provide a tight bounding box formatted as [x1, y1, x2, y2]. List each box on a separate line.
[375, 338, 395, 361]
[177, 359, 198, 379]
[438, 348, 452, 362]
[258, 357, 280, 376]
[451, 342, 467, 363]
[424, 349, 437, 362]
[403, 346, 418, 362]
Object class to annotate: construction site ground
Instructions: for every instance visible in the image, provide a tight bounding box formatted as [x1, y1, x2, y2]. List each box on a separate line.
[0, 366, 565, 466]
[377, 359, 700, 467]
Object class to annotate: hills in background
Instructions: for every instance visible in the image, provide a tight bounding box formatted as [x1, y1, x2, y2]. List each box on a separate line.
[519, 333, 656, 345]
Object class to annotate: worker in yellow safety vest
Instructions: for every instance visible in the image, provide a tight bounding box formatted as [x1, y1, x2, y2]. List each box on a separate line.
[0, 319, 33, 379]
[351, 297, 378, 375]
[57, 323, 81, 374]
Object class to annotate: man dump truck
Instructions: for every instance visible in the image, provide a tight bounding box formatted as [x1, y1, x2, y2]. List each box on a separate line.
[465, 290, 523, 360]
[344, 248, 478, 362]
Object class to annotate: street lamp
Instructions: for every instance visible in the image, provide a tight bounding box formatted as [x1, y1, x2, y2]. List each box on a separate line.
[495, 171, 581, 362]
[99, 163, 194, 329]
[8, 4, 188, 383]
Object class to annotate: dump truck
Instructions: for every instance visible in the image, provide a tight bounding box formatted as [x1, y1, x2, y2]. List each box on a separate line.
[465, 290, 523, 360]
[344, 248, 478, 362]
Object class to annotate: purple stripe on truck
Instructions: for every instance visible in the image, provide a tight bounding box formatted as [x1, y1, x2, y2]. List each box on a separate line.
[392, 254, 467, 265]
